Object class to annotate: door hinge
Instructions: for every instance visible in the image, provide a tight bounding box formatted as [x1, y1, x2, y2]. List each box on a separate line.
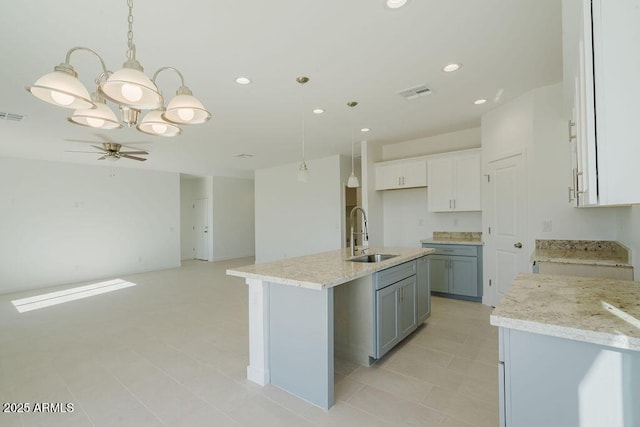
[489, 279, 492, 287]
[192, 226, 195, 230]
[193, 204, 195, 208]
[484, 174, 491, 182]
[488, 226, 491, 234]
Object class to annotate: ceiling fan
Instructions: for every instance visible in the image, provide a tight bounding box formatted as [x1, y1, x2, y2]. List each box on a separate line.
[66, 142, 149, 162]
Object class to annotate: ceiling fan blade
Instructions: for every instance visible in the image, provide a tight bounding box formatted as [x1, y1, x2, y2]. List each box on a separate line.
[119, 150, 149, 155]
[97, 155, 107, 160]
[91, 145, 107, 151]
[120, 154, 147, 162]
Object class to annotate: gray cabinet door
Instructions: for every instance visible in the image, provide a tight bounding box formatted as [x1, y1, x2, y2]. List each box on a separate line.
[375, 282, 400, 358]
[399, 276, 417, 339]
[416, 256, 430, 323]
[450, 255, 478, 297]
[428, 255, 449, 293]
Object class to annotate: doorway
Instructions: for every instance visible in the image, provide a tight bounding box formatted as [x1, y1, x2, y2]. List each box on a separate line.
[194, 198, 209, 260]
[484, 153, 528, 306]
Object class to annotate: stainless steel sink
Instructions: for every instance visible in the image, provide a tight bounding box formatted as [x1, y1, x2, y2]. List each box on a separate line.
[348, 253, 398, 263]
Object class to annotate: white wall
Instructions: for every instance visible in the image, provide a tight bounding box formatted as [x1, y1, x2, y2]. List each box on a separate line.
[618, 207, 640, 280]
[379, 128, 483, 248]
[361, 141, 385, 247]
[481, 83, 628, 283]
[382, 128, 481, 161]
[383, 188, 483, 248]
[211, 176, 255, 261]
[0, 157, 181, 294]
[180, 177, 196, 260]
[254, 155, 345, 263]
[526, 84, 624, 244]
[180, 175, 255, 262]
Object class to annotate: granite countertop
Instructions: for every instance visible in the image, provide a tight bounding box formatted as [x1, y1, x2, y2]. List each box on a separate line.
[227, 247, 433, 291]
[490, 273, 640, 352]
[531, 239, 631, 267]
[421, 231, 483, 246]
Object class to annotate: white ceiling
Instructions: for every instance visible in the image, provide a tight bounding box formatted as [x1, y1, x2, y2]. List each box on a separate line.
[0, 0, 562, 178]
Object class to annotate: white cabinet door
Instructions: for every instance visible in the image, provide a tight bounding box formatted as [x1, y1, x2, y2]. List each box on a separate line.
[427, 157, 453, 211]
[454, 154, 481, 211]
[374, 159, 426, 190]
[375, 163, 402, 190]
[427, 150, 481, 212]
[564, 0, 640, 206]
[591, 0, 640, 205]
[401, 160, 427, 188]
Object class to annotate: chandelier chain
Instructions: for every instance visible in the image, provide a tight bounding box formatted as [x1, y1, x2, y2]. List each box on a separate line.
[126, 0, 135, 59]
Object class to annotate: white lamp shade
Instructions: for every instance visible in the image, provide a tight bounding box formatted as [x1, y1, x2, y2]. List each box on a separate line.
[137, 109, 181, 137]
[100, 67, 163, 109]
[347, 173, 360, 188]
[68, 102, 122, 129]
[26, 71, 94, 109]
[163, 94, 211, 124]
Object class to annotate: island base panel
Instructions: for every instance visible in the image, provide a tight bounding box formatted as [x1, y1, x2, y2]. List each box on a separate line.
[269, 282, 334, 410]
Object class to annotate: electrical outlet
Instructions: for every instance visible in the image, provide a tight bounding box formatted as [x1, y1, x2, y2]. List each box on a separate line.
[542, 220, 552, 233]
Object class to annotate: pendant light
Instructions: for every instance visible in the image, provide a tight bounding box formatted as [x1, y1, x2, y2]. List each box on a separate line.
[25, 0, 210, 137]
[347, 101, 360, 188]
[296, 76, 310, 183]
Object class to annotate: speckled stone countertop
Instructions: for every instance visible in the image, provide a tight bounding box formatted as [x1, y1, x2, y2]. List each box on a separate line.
[490, 273, 640, 352]
[421, 231, 483, 246]
[531, 239, 631, 267]
[227, 247, 433, 291]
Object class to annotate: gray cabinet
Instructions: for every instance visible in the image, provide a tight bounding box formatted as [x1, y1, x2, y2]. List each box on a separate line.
[422, 243, 482, 302]
[373, 257, 427, 359]
[376, 276, 416, 357]
[416, 256, 430, 324]
[498, 327, 640, 426]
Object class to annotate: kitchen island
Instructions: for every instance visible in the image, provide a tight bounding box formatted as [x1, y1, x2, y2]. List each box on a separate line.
[227, 246, 433, 409]
[490, 273, 640, 426]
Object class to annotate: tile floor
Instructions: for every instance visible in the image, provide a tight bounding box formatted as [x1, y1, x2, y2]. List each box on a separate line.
[0, 259, 499, 426]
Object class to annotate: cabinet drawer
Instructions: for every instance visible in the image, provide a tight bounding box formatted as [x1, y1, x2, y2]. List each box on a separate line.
[375, 260, 416, 290]
[422, 243, 478, 257]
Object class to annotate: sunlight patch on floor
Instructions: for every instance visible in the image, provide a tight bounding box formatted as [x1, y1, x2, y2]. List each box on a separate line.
[11, 278, 136, 313]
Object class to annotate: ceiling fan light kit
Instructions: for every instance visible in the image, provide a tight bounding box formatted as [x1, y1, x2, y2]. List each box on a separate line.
[25, 0, 210, 137]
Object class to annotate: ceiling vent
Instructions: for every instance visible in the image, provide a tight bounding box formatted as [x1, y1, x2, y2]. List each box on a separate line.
[0, 112, 25, 122]
[397, 85, 432, 100]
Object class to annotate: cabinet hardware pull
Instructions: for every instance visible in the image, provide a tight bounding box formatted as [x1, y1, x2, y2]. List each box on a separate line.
[568, 120, 577, 141]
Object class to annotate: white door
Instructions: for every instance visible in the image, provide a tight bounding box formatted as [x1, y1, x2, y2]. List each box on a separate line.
[194, 198, 208, 260]
[484, 153, 528, 306]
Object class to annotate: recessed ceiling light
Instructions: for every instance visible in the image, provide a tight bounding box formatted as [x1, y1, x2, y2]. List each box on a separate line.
[235, 153, 254, 159]
[443, 63, 461, 73]
[474, 99, 487, 105]
[313, 108, 324, 114]
[385, 0, 408, 9]
[360, 128, 370, 132]
[235, 77, 251, 85]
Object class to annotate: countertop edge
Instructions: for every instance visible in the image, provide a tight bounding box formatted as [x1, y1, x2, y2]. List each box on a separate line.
[531, 256, 632, 267]
[226, 249, 433, 290]
[490, 314, 640, 352]
[420, 239, 483, 246]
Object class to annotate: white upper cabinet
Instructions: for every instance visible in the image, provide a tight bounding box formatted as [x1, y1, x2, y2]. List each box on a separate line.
[564, 0, 640, 206]
[374, 158, 427, 190]
[427, 149, 481, 212]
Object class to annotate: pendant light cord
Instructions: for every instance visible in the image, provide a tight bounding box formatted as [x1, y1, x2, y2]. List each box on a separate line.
[301, 82, 306, 161]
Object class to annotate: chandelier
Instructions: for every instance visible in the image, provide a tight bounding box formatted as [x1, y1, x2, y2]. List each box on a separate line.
[26, 0, 210, 137]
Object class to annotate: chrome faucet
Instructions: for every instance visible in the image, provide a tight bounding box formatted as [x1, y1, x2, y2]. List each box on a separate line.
[349, 206, 369, 256]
